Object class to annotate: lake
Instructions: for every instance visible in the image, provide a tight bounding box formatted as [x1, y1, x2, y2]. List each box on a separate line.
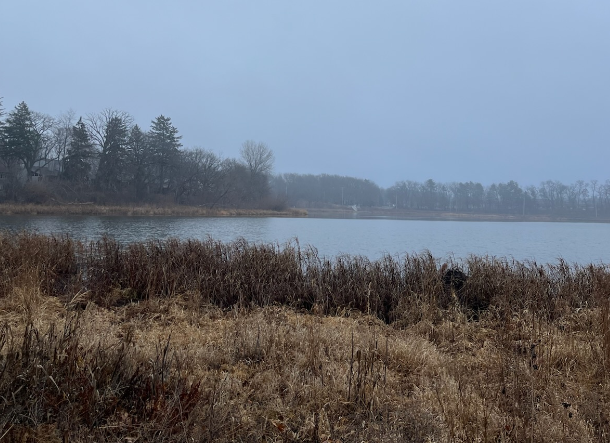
[0, 215, 607, 264]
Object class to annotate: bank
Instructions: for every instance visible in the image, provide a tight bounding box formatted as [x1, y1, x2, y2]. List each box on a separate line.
[0, 203, 308, 217]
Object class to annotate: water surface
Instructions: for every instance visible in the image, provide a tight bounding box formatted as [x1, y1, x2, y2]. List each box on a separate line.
[0, 215, 607, 264]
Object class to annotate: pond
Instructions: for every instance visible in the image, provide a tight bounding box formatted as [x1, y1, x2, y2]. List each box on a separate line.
[0, 215, 607, 264]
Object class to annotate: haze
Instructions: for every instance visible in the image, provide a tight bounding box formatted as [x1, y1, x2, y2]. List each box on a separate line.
[1, 1, 608, 188]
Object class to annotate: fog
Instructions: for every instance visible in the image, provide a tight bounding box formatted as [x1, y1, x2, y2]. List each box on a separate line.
[1, 1, 609, 188]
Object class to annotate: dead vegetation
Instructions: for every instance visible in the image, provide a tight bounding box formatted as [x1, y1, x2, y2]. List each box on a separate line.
[0, 232, 609, 441]
[0, 203, 307, 217]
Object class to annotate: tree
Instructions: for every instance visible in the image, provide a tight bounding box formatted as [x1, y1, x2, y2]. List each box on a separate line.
[1, 102, 55, 180]
[421, 179, 437, 210]
[50, 109, 76, 170]
[240, 140, 274, 201]
[240, 140, 274, 176]
[63, 117, 95, 183]
[0, 97, 4, 134]
[525, 185, 539, 214]
[85, 109, 133, 192]
[0, 97, 5, 160]
[591, 179, 598, 218]
[174, 148, 222, 205]
[216, 158, 250, 206]
[125, 124, 152, 201]
[497, 181, 523, 213]
[149, 115, 182, 194]
[95, 115, 130, 191]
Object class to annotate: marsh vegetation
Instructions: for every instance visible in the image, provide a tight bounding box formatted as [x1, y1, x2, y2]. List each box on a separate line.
[1, 232, 610, 441]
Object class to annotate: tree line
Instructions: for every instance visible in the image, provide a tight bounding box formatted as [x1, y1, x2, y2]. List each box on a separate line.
[272, 174, 609, 217]
[385, 178, 608, 217]
[0, 100, 276, 208]
[1, 98, 607, 218]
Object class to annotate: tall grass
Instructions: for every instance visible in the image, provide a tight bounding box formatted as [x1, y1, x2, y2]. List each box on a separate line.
[1, 232, 610, 441]
[1, 232, 609, 320]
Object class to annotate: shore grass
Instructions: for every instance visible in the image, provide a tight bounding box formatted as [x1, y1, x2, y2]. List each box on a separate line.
[0, 203, 308, 217]
[1, 233, 610, 441]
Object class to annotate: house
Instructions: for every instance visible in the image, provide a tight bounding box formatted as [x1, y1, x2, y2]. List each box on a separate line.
[31, 159, 62, 182]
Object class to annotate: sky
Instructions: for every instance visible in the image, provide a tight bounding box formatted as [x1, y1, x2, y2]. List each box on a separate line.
[1, 1, 609, 188]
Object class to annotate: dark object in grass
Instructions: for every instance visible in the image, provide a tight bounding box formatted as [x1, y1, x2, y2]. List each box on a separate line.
[441, 263, 494, 315]
[441, 264, 468, 295]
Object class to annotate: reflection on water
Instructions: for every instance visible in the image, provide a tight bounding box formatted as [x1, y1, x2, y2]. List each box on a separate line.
[0, 215, 608, 264]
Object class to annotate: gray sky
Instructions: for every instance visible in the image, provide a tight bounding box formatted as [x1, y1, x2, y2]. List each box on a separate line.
[1, 1, 609, 188]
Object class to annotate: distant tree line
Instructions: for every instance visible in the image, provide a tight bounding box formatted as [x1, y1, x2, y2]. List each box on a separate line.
[272, 174, 609, 217]
[385, 178, 608, 217]
[272, 173, 384, 208]
[0, 99, 276, 208]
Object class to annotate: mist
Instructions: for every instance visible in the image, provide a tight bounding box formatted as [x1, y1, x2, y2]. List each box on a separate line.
[1, 1, 609, 188]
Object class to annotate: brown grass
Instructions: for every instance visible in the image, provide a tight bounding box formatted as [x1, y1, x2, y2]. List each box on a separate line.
[0, 232, 609, 441]
[0, 203, 308, 217]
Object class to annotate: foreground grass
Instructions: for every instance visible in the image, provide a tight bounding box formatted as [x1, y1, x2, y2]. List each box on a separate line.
[1, 233, 610, 441]
[0, 203, 307, 217]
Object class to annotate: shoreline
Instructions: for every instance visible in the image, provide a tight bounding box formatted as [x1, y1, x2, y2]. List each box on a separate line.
[0, 203, 308, 217]
[307, 207, 610, 223]
[0, 202, 609, 223]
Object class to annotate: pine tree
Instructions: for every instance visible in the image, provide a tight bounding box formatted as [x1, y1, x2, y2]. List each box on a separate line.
[126, 124, 152, 201]
[149, 115, 182, 193]
[1, 102, 40, 178]
[96, 116, 129, 191]
[63, 118, 95, 182]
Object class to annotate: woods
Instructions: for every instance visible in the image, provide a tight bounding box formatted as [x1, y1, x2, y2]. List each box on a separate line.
[0, 100, 275, 208]
[1, 98, 608, 218]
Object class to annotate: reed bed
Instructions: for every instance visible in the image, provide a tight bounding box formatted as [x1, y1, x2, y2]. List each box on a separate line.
[0, 203, 307, 217]
[0, 232, 609, 441]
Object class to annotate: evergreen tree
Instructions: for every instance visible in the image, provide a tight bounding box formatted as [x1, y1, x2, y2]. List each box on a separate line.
[1, 102, 50, 179]
[149, 115, 181, 193]
[126, 124, 151, 201]
[63, 118, 95, 182]
[96, 116, 129, 191]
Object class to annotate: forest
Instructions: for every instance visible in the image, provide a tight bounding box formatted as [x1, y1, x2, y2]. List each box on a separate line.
[1, 99, 608, 218]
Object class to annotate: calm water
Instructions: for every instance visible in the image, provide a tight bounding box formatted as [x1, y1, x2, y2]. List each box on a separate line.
[0, 215, 607, 264]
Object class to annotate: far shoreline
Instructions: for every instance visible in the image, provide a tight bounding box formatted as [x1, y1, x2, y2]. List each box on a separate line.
[306, 207, 610, 223]
[0, 203, 609, 223]
[0, 203, 307, 218]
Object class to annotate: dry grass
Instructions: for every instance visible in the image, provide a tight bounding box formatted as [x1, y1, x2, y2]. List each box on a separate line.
[0, 232, 609, 441]
[0, 203, 307, 217]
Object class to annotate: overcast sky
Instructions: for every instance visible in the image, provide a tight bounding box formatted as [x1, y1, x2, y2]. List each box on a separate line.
[1, 1, 608, 188]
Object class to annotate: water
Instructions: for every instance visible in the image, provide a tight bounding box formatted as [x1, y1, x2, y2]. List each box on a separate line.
[0, 215, 607, 264]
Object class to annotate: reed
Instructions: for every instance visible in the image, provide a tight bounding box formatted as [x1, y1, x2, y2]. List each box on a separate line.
[0, 203, 307, 217]
[0, 231, 610, 441]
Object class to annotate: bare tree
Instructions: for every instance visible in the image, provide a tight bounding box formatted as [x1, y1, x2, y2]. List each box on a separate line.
[85, 109, 134, 150]
[85, 109, 133, 192]
[174, 148, 222, 205]
[50, 109, 76, 168]
[240, 140, 274, 176]
[591, 179, 598, 218]
[240, 140, 274, 202]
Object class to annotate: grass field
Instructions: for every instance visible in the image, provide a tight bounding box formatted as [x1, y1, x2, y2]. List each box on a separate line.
[0, 232, 609, 442]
